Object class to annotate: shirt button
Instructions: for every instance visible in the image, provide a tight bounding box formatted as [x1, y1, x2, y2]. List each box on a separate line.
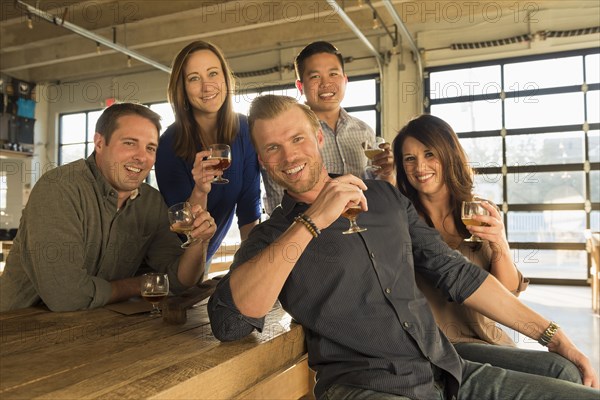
[385, 288, 391, 294]
[403, 322, 410, 328]
[370, 252, 375, 259]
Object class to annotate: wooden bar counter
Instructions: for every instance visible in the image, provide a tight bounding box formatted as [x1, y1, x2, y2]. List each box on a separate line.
[0, 300, 309, 399]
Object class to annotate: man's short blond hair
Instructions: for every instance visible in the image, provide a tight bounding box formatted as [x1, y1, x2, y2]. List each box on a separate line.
[248, 95, 321, 149]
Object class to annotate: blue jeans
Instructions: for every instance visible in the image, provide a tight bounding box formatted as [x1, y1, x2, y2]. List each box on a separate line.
[454, 342, 583, 384]
[319, 361, 599, 400]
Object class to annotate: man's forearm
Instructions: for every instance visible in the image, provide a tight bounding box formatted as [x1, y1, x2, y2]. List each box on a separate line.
[230, 222, 314, 318]
[108, 276, 143, 304]
[464, 275, 549, 338]
[177, 240, 207, 286]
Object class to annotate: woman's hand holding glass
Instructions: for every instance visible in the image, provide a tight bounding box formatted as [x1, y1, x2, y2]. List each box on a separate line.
[463, 200, 509, 249]
[191, 150, 221, 195]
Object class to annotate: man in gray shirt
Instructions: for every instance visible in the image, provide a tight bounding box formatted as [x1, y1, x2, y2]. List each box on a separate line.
[0, 103, 215, 312]
[209, 95, 599, 399]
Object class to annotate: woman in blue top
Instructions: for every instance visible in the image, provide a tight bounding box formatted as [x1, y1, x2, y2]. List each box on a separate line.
[156, 41, 261, 272]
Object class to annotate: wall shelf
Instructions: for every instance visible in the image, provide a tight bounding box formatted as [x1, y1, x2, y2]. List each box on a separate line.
[0, 150, 33, 159]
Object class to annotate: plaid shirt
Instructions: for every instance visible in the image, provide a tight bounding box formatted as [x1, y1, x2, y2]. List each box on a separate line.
[261, 108, 375, 214]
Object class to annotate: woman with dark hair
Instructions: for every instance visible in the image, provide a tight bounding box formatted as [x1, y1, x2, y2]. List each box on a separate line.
[392, 114, 582, 382]
[156, 41, 261, 273]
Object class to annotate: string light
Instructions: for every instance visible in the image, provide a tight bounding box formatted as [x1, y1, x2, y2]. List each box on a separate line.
[358, 0, 364, 7]
[26, 12, 33, 29]
[96, 42, 101, 54]
[127, 56, 132, 68]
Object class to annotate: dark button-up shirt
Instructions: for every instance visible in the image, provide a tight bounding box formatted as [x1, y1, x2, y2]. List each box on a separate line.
[208, 179, 488, 399]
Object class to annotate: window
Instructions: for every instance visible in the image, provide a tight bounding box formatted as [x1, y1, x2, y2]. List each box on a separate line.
[426, 48, 600, 283]
[0, 172, 6, 211]
[58, 111, 102, 165]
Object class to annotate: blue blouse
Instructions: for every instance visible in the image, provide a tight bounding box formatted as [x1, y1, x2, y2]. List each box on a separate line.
[155, 114, 261, 260]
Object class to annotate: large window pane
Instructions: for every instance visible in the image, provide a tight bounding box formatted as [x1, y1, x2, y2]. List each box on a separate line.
[505, 56, 583, 90]
[150, 103, 175, 133]
[429, 66, 501, 100]
[348, 110, 376, 132]
[460, 137, 502, 166]
[586, 54, 600, 84]
[505, 92, 585, 129]
[507, 171, 585, 204]
[86, 110, 102, 141]
[506, 131, 585, 166]
[232, 92, 258, 116]
[589, 130, 599, 163]
[60, 113, 87, 144]
[587, 90, 599, 123]
[473, 174, 503, 203]
[508, 211, 586, 242]
[514, 249, 587, 279]
[60, 144, 86, 164]
[591, 170, 599, 203]
[233, 86, 301, 116]
[431, 100, 502, 132]
[592, 211, 599, 232]
[343, 80, 376, 107]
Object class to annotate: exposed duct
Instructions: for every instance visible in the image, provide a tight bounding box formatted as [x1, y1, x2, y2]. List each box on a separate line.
[324, 0, 385, 66]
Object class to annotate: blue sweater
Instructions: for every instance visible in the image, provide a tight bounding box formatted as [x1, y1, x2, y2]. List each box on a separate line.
[155, 114, 261, 260]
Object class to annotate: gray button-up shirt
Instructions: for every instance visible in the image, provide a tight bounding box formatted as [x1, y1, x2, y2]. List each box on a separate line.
[208, 179, 488, 399]
[0, 155, 187, 312]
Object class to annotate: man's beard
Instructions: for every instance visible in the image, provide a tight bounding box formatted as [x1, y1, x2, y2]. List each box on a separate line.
[267, 160, 323, 195]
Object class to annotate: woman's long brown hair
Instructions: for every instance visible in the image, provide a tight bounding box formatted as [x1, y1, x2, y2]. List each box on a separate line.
[392, 114, 475, 238]
[167, 41, 239, 163]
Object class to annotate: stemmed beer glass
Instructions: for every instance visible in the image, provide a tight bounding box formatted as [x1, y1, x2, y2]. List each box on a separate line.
[168, 202, 196, 248]
[341, 205, 367, 235]
[208, 144, 232, 184]
[461, 200, 490, 242]
[140, 273, 169, 317]
[362, 136, 386, 173]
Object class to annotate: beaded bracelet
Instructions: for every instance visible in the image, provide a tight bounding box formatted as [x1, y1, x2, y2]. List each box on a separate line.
[294, 213, 321, 238]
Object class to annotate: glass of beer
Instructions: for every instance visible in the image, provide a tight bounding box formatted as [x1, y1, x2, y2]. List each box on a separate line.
[208, 144, 232, 184]
[140, 273, 169, 317]
[362, 136, 386, 172]
[342, 204, 367, 235]
[461, 200, 490, 242]
[168, 202, 196, 248]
